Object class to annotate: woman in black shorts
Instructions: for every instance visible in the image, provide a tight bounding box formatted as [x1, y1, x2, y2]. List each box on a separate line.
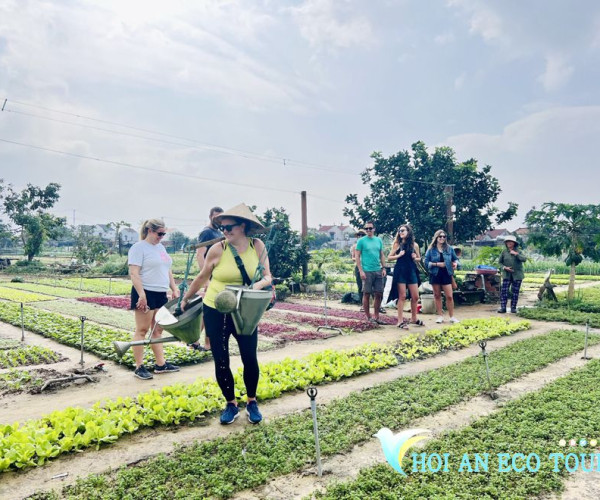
[424, 230, 460, 324]
[128, 219, 180, 380]
[388, 224, 422, 328]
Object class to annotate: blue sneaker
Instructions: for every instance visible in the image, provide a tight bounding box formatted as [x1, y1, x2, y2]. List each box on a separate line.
[154, 362, 180, 374]
[220, 403, 239, 425]
[246, 401, 262, 424]
[134, 365, 153, 380]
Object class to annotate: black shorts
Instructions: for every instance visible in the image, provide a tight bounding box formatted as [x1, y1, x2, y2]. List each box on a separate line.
[130, 287, 168, 310]
[429, 269, 453, 286]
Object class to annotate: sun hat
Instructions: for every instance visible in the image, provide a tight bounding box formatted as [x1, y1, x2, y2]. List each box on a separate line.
[503, 235, 518, 244]
[213, 203, 266, 235]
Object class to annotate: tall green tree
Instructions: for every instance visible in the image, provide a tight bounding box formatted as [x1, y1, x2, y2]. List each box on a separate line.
[0, 181, 66, 261]
[344, 141, 517, 245]
[525, 203, 600, 300]
[257, 207, 309, 280]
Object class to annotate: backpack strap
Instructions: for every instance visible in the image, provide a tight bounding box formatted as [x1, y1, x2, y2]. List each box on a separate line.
[228, 241, 252, 286]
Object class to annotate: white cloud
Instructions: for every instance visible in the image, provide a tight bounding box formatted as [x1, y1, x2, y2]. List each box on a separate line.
[446, 0, 504, 43]
[538, 53, 574, 92]
[434, 32, 455, 45]
[454, 72, 467, 90]
[443, 106, 600, 223]
[0, 0, 318, 112]
[290, 0, 374, 51]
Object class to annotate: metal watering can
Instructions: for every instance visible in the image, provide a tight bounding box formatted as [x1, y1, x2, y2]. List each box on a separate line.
[226, 285, 272, 336]
[113, 296, 203, 358]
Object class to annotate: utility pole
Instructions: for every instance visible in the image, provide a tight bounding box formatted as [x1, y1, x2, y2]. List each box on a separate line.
[301, 191, 308, 279]
[72, 209, 76, 227]
[444, 185, 454, 243]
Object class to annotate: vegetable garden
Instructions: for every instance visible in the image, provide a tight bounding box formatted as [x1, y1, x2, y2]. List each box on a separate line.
[1, 272, 600, 499]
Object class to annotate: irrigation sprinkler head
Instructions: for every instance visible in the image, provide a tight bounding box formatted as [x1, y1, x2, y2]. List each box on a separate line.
[307, 386, 318, 400]
[478, 340, 487, 350]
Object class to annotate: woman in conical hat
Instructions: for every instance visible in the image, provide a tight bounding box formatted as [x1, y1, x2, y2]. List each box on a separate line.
[181, 203, 271, 425]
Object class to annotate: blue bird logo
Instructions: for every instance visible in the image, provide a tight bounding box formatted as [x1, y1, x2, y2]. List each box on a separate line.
[374, 428, 431, 475]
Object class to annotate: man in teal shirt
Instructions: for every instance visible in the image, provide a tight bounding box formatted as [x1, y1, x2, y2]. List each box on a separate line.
[356, 222, 387, 324]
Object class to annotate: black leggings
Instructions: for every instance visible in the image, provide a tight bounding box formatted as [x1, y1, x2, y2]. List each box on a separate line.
[203, 304, 259, 401]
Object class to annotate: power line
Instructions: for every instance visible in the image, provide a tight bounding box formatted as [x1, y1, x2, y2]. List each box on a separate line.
[2, 98, 455, 187]
[0, 137, 300, 195]
[3, 98, 356, 175]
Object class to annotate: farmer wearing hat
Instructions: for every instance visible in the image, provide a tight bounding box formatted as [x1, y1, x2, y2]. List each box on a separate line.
[498, 235, 527, 313]
[181, 203, 271, 425]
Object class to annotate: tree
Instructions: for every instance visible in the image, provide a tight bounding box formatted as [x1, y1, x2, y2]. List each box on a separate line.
[525, 203, 600, 300]
[107, 220, 131, 256]
[72, 225, 109, 264]
[257, 207, 310, 280]
[0, 181, 66, 261]
[306, 229, 333, 250]
[344, 141, 518, 245]
[168, 230, 190, 251]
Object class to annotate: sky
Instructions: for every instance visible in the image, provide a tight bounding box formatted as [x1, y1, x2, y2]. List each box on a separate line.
[1, 0, 599, 238]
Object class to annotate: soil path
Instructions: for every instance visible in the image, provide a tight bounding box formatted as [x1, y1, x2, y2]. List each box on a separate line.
[0, 317, 582, 500]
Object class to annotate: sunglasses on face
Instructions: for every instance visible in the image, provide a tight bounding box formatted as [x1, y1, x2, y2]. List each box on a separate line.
[438, 235, 447, 238]
[155, 231, 166, 237]
[398, 229, 407, 233]
[219, 223, 242, 232]
[364, 227, 374, 231]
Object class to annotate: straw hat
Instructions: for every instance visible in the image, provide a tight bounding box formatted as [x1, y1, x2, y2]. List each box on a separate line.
[214, 203, 266, 235]
[503, 235, 518, 245]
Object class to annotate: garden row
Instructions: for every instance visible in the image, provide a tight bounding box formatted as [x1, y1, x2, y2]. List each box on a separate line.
[518, 283, 600, 326]
[0, 318, 529, 472]
[319, 351, 600, 498]
[0, 303, 208, 368]
[0, 345, 62, 369]
[28, 329, 596, 499]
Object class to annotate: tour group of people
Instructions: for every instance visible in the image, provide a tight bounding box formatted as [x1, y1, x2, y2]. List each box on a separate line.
[352, 223, 526, 328]
[127, 206, 525, 427]
[127, 203, 270, 426]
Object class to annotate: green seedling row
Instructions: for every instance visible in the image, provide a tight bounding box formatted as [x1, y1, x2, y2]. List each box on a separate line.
[29, 329, 595, 499]
[0, 302, 209, 368]
[0, 345, 61, 369]
[0, 318, 529, 472]
[319, 352, 600, 499]
[1, 282, 101, 299]
[0, 287, 53, 303]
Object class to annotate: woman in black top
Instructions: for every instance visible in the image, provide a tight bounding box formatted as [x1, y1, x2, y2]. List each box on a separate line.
[387, 224, 422, 328]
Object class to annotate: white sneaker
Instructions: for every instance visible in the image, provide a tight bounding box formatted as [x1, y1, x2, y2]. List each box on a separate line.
[449, 317, 460, 324]
[435, 316, 444, 324]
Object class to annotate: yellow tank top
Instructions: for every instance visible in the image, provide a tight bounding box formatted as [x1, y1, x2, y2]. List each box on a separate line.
[204, 238, 260, 309]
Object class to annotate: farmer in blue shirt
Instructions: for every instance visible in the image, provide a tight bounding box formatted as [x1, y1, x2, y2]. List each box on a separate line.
[355, 222, 387, 324]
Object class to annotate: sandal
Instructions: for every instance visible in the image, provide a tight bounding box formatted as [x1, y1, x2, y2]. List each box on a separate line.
[189, 343, 210, 352]
[397, 320, 409, 330]
[410, 320, 425, 326]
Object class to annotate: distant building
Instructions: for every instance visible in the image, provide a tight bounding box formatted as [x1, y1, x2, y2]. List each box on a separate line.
[317, 224, 357, 250]
[514, 227, 529, 243]
[471, 228, 512, 247]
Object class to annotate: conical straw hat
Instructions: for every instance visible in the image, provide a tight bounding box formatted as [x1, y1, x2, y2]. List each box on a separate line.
[214, 203, 266, 235]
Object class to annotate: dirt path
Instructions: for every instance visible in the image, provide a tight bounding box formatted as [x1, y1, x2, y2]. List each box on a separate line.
[0, 317, 576, 500]
[233, 341, 600, 500]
